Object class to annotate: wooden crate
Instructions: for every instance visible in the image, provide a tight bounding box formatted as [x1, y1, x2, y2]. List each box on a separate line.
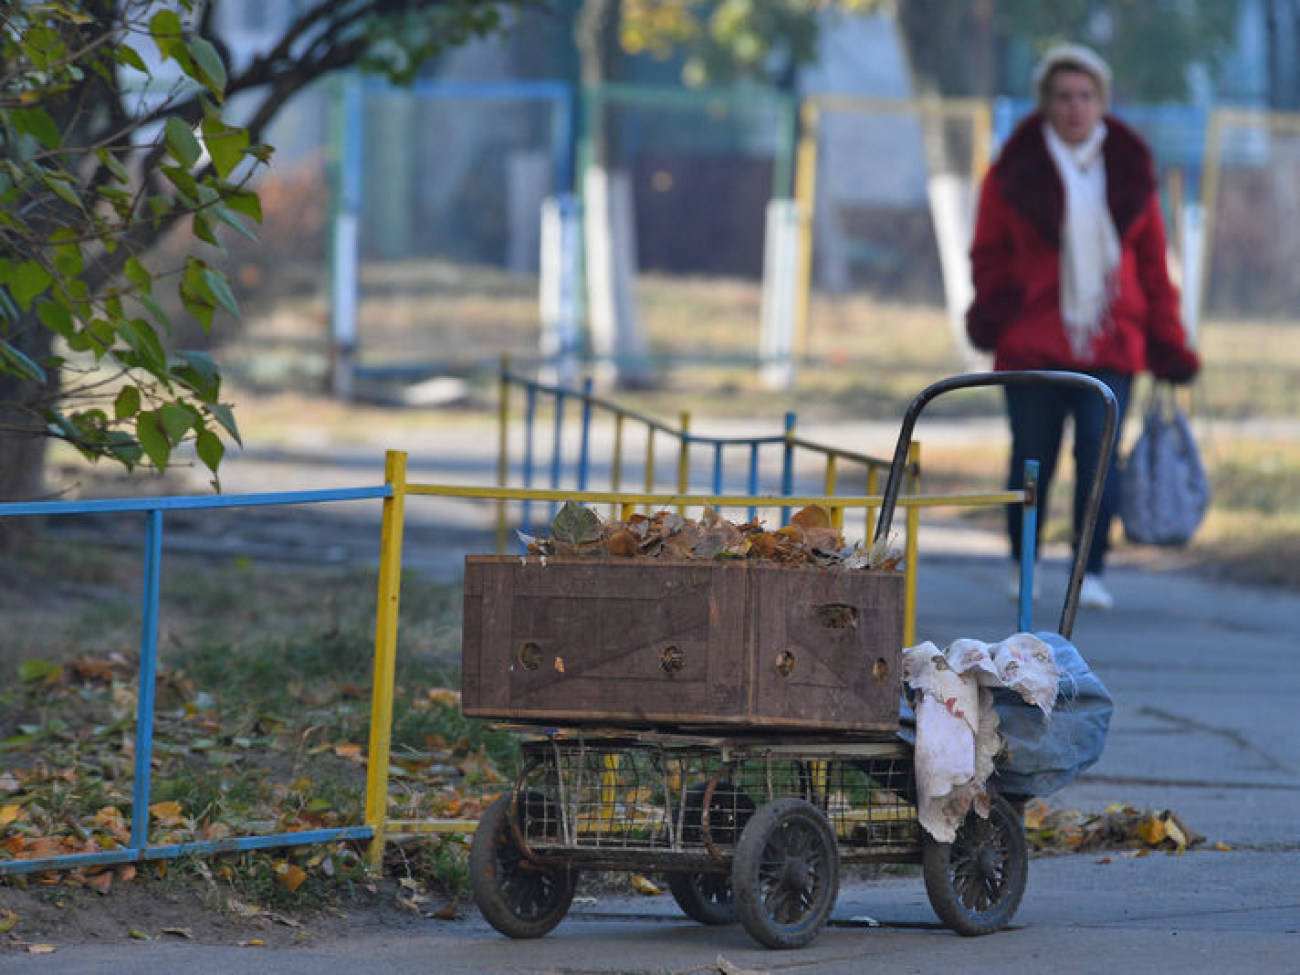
[461, 556, 904, 733]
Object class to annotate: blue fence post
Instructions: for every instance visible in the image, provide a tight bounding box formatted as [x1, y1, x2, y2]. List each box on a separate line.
[578, 378, 594, 491]
[712, 442, 725, 497]
[748, 444, 760, 524]
[1018, 459, 1040, 633]
[780, 412, 796, 526]
[130, 508, 164, 851]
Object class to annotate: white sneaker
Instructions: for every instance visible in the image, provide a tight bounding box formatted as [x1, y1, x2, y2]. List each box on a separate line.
[1006, 567, 1041, 602]
[1079, 574, 1114, 611]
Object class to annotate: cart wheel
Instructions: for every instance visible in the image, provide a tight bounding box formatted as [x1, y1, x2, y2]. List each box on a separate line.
[732, 798, 840, 949]
[470, 791, 575, 939]
[668, 871, 736, 925]
[922, 793, 1027, 936]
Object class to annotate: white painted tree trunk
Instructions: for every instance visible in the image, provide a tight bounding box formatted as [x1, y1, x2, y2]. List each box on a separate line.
[927, 172, 985, 369]
[583, 166, 651, 388]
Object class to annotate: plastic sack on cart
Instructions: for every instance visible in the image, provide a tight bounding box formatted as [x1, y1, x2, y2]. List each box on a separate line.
[897, 631, 1114, 804]
[988, 631, 1114, 799]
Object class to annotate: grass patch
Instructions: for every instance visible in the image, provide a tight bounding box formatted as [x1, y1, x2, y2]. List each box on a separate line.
[0, 544, 513, 910]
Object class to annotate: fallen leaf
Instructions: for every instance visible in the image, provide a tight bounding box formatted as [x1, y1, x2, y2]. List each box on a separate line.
[85, 872, 113, 895]
[430, 904, 457, 921]
[274, 862, 307, 892]
[237, 939, 265, 947]
[160, 927, 192, 939]
[1214, 841, 1233, 852]
[0, 803, 23, 826]
[128, 929, 150, 941]
[0, 909, 18, 933]
[630, 874, 661, 896]
[26, 944, 57, 954]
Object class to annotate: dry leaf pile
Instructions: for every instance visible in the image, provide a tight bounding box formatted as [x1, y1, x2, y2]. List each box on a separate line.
[1023, 800, 1206, 855]
[523, 502, 901, 571]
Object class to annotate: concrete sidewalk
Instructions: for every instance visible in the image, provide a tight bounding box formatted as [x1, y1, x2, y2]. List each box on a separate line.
[10, 527, 1299, 974]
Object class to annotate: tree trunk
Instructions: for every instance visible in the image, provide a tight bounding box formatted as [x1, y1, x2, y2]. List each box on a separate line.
[0, 317, 56, 544]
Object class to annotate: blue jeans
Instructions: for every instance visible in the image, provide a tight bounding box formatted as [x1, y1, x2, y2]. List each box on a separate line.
[1004, 370, 1132, 576]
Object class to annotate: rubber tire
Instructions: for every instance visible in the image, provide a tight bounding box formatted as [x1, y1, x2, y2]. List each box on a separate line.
[732, 798, 840, 949]
[470, 792, 575, 939]
[922, 793, 1028, 936]
[667, 871, 737, 925]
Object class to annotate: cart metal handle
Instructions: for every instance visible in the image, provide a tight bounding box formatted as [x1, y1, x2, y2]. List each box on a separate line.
[871, 370, 1118, 641]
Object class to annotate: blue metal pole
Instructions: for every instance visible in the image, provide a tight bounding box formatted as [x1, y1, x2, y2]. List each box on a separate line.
[1018, 459, 1040, 633]
[748, 444, 760, 524]
[130, 508, 164, 852]
[578, 378, 593, 491]
[780, 412, 796, 526]
[712, 442, 724, 496]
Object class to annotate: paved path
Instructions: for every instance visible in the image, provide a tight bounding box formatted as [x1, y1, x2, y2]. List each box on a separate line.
[19, 415, 1299, 973]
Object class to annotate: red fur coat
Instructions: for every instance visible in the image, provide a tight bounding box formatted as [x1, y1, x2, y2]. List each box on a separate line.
[966, 113, 1199, 381]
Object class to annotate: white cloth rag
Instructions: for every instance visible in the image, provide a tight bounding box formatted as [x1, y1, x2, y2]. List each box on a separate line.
[903, 633, 1059, 842]
[1043, 121, 1121, 360]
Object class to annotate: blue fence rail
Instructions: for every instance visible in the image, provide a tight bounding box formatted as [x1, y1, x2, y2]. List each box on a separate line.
[0, 487, 389, 878]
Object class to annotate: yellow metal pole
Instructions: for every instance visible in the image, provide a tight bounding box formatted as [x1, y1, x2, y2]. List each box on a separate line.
[793, 100, 820, 359]
[865, 467, 879, 544]
[496, 357, 510, 554]
[677, 412, 691, 515]
[366, 449, 407, 873]
[823, 455, 841, 529]
[903, 443, 920, 648]
[644, 428, 656, 512]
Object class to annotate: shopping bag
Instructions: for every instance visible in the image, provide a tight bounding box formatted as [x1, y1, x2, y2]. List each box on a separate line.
[1120, 387, 1210, 546]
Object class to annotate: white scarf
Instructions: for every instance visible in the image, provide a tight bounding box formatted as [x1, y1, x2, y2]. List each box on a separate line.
[1043, 122, 1121, 359]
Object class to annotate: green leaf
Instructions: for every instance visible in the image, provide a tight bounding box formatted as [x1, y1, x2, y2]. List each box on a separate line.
[164, 117, 202, 169]
[114, 385, 141, 421]
[187, 37, 227, 96]
[207, 402, 241, 446]
[94, 149, 129, 186]
[136, 411, 170, 471]
[211, 205, 258, 243]
[160, 402, 196, 443]
[222, 188, 263, 222]
[201, 269, 240, 319]
[120, 318, 168, 372]
[192, 212, 220, 248]
[125, 256, 152, 292]
[150, 9, 184, 60]
[0, 340, 47, 384]
[35, 299, 75, 340]
[11, 261, 52, 310]
[16, 107, 62, 150]
[202, 124, 250, 179]
[19, 660, 62, 683]
[160, 164, 199, 204]
[174, 351, 220, 398]
[195, 427, 224, 472]
[114, 42, 149, 74]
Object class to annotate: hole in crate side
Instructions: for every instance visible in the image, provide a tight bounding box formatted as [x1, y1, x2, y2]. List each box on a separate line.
[775, 650, 796, 677]
[518, 642, 542, 671]
[872, 657, 890, 683]
[660, 644, 686, 675]
[816, 603, 860, 629]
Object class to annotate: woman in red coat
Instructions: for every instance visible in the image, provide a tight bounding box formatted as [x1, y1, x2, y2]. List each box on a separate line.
[966, 43, 1200, 610]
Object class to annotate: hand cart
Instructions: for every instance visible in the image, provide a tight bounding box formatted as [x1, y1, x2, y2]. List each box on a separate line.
[465, 371, 1118, 949]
